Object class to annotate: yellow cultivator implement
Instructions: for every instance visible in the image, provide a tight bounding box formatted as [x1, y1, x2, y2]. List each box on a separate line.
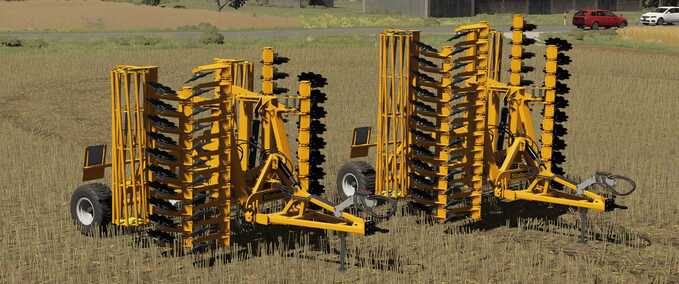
[69, 14, 636, 270]
[340, 15, 635, 230]
[71, 48, 382, 257]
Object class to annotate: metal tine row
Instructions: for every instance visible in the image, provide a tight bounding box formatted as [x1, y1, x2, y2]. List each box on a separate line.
[410, 38, 448, 204]
[182, 70, 226, 255]
[436, 28, 481, 215]
[145, 73, 222, 251]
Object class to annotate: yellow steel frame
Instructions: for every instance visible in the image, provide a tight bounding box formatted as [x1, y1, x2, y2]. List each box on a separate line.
[86, 48, 365, 254]
[350, 17, 611, 225]
[541, 45, 559, 174]
[229, 53, 366, 233]
[375, 30, 413, 198]
[110, 65, 156, 226]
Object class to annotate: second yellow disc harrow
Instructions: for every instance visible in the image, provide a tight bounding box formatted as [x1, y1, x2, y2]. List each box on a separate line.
[342, 15, 636, 227]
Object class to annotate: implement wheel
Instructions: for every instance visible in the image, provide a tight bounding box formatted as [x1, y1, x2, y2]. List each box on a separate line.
[70, 183, 112, 235]
[336, 160, 375, 200]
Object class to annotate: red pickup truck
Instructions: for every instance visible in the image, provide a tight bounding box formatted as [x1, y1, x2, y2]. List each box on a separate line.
[572, 9, 628, 29]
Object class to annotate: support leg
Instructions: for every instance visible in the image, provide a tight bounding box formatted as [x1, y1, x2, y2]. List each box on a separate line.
[339, 232, 347, 272]
[578, 207, 588, 243]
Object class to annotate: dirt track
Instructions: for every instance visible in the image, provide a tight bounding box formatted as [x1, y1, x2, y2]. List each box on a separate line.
[0, 0, 299, 31]
[6, 25, 575, 40]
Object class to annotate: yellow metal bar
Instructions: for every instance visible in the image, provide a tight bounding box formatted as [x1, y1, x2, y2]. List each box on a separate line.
[509, 14, 525, 87]
[435, 46, 453, 221]
[376, 32, 386, 196]
[469, 25, 487, 221]
[110, 70, 119, 225]
[179, 88, 194, 249]
[215, 63, 233, 248]
[261, 47, 274, 96]
[262, 213, 365, 235]
[541, 45, 559, 173]
[499, 190, 605, 211]
[297, 81, 311, 193]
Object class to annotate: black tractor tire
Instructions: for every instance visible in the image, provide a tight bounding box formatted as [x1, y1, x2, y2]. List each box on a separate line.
[70, 183, 112, 236]
[591, 22, 599, 30]
[336, 160, 375, 200]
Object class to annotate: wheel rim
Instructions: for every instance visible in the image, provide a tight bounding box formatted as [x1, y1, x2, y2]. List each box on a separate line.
[76, 197, 95, 226]
[341, 173, 358, 197]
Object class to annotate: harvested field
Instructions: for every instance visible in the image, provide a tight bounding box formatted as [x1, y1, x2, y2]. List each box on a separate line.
[617, 26, 679, 46]
[0, 39, 678, 282]
[0, 0, 299, 31]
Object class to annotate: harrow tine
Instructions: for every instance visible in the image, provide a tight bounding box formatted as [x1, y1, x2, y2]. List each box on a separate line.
[192, 243, 210, 254]
[411, 159, 435, 172]
[414, 41, 438, 53]
[149, 214, 176, 228]
[192, 208, 218, 221]
[413, 101, 436, 113]
[148, 82, 177, 96]
[148, 98, 177, 113]
[446, 168, 465, 179]
[414, 86, 436, 98]
[148, 229, 175, 243]
[444, 213, 464, 223]
[192, 192, 208, 204]
[149, 197, 177, 212]
[449, 136, 464, 147]
[192, 106, 210, 116]
[521, 79, 534, 86]
[192, 174, 209, 185]
[185, 71, 213, 84]
[147, 148, 177, 162]
[452, 93, 470, 101]
[415, 72, 437, 84]
[409, 173, 436, 186]
[453, 76, 470, 85]
[412, 115, 436, 129]
[452, 107, 469, 116]
[148, 181, 177, 195]
[445, 198, 465, 208]
[192, 158, 208, 168]
[447, 153, 464, 163]
[147, 131, 177, 146]
[445, 185, 463, 195]
[190, 87, 213, 98]
[411, 145, 435, 157]
[149, 164, 177, 179]
[148, 115, 178, 131]
[192, 140, 209, 151]
[412, 129, 435, 142]
[192, 123, 212, 134]
[417, 57, 438, 68]
[452, 45, 473, 55]
[452, 62, 467, 70]
[409, 187, 434, 200]
[447, 30, 472, 41]
[409, 201, 433, 214]
[191, 226, 210, 237]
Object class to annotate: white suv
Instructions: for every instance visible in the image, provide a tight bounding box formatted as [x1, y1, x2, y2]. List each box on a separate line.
[640, 7, 679, 25]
